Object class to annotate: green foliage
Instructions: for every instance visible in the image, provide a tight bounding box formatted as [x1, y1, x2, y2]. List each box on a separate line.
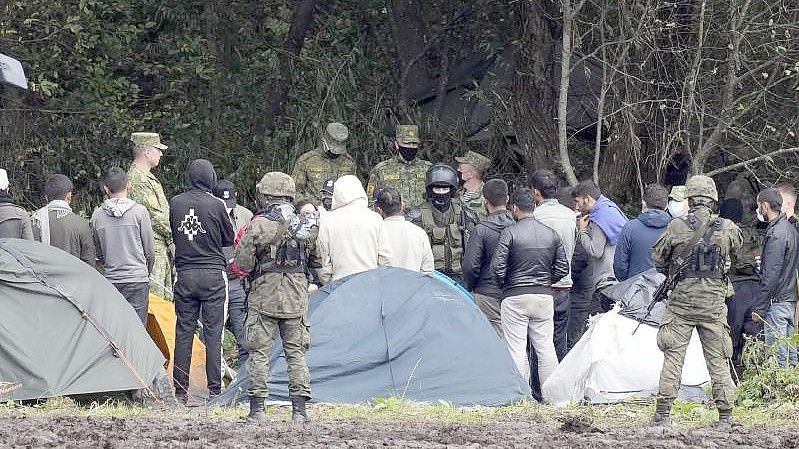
[737, 335, 799, 406]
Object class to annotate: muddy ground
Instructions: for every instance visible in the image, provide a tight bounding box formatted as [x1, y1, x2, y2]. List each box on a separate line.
[1, 415, 797, 448]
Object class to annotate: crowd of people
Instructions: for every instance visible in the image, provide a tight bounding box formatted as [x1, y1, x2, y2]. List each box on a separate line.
[0, 122, 797, 426]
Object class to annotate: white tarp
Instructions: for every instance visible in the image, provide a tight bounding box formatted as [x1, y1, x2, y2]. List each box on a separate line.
[542, 307, 711, 406]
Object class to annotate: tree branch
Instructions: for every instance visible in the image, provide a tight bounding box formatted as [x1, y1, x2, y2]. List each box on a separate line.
[705, 147, 799, 177]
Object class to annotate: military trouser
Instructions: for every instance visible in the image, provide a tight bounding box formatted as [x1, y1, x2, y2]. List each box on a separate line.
[150, 239, 173, 300]
[656, 309, 735, 411]
[246, 313, 311, 399]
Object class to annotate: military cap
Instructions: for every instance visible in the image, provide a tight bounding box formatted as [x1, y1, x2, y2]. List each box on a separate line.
[319, 178, 335, 194]
[455, 150, 491, 173]
[685, 175, 718, 202]
[322, 122, 349, 155]
[256, 172, 296, 199]
[130, 132, 167, 150]
[669, 185, 686, 202]
[396, 124, 420, 145]
[212, 179, 237, 209]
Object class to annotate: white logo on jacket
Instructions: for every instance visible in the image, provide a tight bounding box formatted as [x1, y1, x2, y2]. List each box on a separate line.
[178, 208, 206, 241]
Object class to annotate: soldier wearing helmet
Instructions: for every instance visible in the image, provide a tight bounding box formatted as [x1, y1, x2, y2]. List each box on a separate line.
[291, 122, 356, 203]
[650, 174, 743, 426]
[234, 172, 315, 424]
[418, 163, 479, 282]
[366, 124, 432, 207]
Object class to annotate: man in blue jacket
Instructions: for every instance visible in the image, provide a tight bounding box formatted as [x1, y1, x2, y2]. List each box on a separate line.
[613, 183, 671, 281]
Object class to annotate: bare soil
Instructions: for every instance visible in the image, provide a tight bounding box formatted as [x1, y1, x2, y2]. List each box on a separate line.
[1, 415, 797, 448]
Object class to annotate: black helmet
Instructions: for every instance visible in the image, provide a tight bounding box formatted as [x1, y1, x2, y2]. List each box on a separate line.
[426, 163, 459, 189]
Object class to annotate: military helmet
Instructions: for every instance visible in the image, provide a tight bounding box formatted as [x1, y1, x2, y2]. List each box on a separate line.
[426, 163, 459, 189]
[685, 175, 718, 202]
[256, 172, 295, 199]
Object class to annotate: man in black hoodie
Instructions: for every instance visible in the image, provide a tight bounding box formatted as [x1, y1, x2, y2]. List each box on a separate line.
[462, 179, 514, 336]
[169, 159, 235, 400]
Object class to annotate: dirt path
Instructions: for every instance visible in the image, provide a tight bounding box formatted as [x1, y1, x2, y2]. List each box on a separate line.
[1, 415, 797, 448]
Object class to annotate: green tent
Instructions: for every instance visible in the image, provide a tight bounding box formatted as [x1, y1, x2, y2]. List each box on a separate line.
[0, 238, 166, 400]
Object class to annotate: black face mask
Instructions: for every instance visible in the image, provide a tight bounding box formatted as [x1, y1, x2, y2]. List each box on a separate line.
[430, 191, 452, 212]
[398, 147, 417, 162]
[322, 197, 333, 211]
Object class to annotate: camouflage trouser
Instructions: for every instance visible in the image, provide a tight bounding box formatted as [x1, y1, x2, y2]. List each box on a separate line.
[657, 309, 735, 411]
[246, 313, 311, 399]
[150, 239, 173, 300]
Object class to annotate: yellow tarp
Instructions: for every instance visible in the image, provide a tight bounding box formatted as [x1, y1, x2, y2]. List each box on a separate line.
[146, 294, 208, 398]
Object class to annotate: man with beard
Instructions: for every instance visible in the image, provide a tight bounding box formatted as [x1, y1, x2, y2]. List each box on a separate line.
[367, 124, 432, 208]
[418, 164, 478, 283]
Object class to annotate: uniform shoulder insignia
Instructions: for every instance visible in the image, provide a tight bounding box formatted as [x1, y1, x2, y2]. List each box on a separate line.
[295, 150, 320, 164]
[372, 159, 393, 171]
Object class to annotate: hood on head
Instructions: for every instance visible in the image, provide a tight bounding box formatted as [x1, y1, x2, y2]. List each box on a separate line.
[332, 175, 367, 210]
[638, 209, 671, 228]
[102, 198, 137, 217]
[187, 159, 218, 192]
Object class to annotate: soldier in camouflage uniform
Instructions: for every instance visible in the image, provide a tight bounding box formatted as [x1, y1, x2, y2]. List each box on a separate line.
[235, 172, 313, 423]
[418, 164, 478, 283]
[292, 123, 355, 203]
[455, 150, 491, 221]
[367, 125, 432, 208]
[128, 132, 173, 300]
[651, 175, 743, 426]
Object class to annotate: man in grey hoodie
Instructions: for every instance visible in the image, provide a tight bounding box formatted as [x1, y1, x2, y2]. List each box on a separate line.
[91, 168, 155, 324]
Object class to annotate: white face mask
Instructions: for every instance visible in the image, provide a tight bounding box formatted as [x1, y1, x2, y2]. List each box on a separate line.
[756, 208, 766, 223]
[668, 200, 686, 218]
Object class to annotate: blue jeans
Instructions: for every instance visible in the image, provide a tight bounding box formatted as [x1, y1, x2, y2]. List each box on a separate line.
[764, 301, 798, 368]
[227, 279, 249, 366]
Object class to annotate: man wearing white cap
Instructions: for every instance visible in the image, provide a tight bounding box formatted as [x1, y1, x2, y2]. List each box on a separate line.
[0, 168, 33, 239]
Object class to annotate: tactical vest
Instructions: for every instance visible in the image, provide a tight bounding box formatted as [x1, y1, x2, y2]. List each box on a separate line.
[250, 215, 308, 280]
[420, 202, 478, 274]
[680, 215, 725, 280]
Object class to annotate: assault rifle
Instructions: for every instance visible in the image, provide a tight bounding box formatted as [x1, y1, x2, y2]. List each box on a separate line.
[631, 264, 686, 335]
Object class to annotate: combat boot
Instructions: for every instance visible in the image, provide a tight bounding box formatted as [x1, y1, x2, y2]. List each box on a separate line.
[651, 398, 673, 426]
[291, 396, 308, 424]
[247, 396, 266, 422]
[717, 409, 740, 428]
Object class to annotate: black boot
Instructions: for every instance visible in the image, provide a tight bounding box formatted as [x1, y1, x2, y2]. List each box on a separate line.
[717, 408, 739, 427]
[291, 396, 308, 424]
[651, 398, 672, 426]
[247, 396, 266, 422]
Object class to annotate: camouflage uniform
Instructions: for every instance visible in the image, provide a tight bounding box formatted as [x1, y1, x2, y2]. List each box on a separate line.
[292, 123, 356, 203]
[419, 164, 478, 280]
[651, 175, 743, 424]
[128, 132, 172, 300]
[366, 125, 431, 207]
[234, 172, 312, 422]
[455, 150, 492, 221]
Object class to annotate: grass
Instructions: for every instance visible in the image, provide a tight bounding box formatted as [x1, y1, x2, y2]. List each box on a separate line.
[1, 396, 797, 430]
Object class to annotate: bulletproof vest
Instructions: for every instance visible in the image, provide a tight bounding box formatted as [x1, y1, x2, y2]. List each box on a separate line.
[681, 215, 725, 280]
[420, 202, 478, 273]
[251, 215, 307, 277]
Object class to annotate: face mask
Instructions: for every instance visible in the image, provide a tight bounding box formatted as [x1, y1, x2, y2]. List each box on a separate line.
[756, 208, 766, 223]
[668, 200, 686, 218]
[430, 191, 452, 211]
[398, 147, 417, 162]
[322, 197, 333, 211]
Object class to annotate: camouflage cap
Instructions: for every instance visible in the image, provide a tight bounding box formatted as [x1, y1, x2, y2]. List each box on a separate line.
[130, 132, 167, 150]
[685, 175, 718, 202]
[669, 185, 686, 202]
[256, 172, 295, 199]
[455, 150, 491, 173]
[396, 124, 420, 145]
[323, 122, 349, 155]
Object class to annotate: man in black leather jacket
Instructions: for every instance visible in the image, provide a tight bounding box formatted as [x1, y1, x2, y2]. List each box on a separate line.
[753, 187, 799, 368]
[491, 187, 569, 387]
[462, 179, 514, 336]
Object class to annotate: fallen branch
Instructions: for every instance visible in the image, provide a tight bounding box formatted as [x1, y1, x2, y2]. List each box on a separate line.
[705, 147, 799, 177]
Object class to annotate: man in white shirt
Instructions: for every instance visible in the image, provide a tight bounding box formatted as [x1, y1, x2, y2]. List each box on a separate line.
[374, 186, 434, 274]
